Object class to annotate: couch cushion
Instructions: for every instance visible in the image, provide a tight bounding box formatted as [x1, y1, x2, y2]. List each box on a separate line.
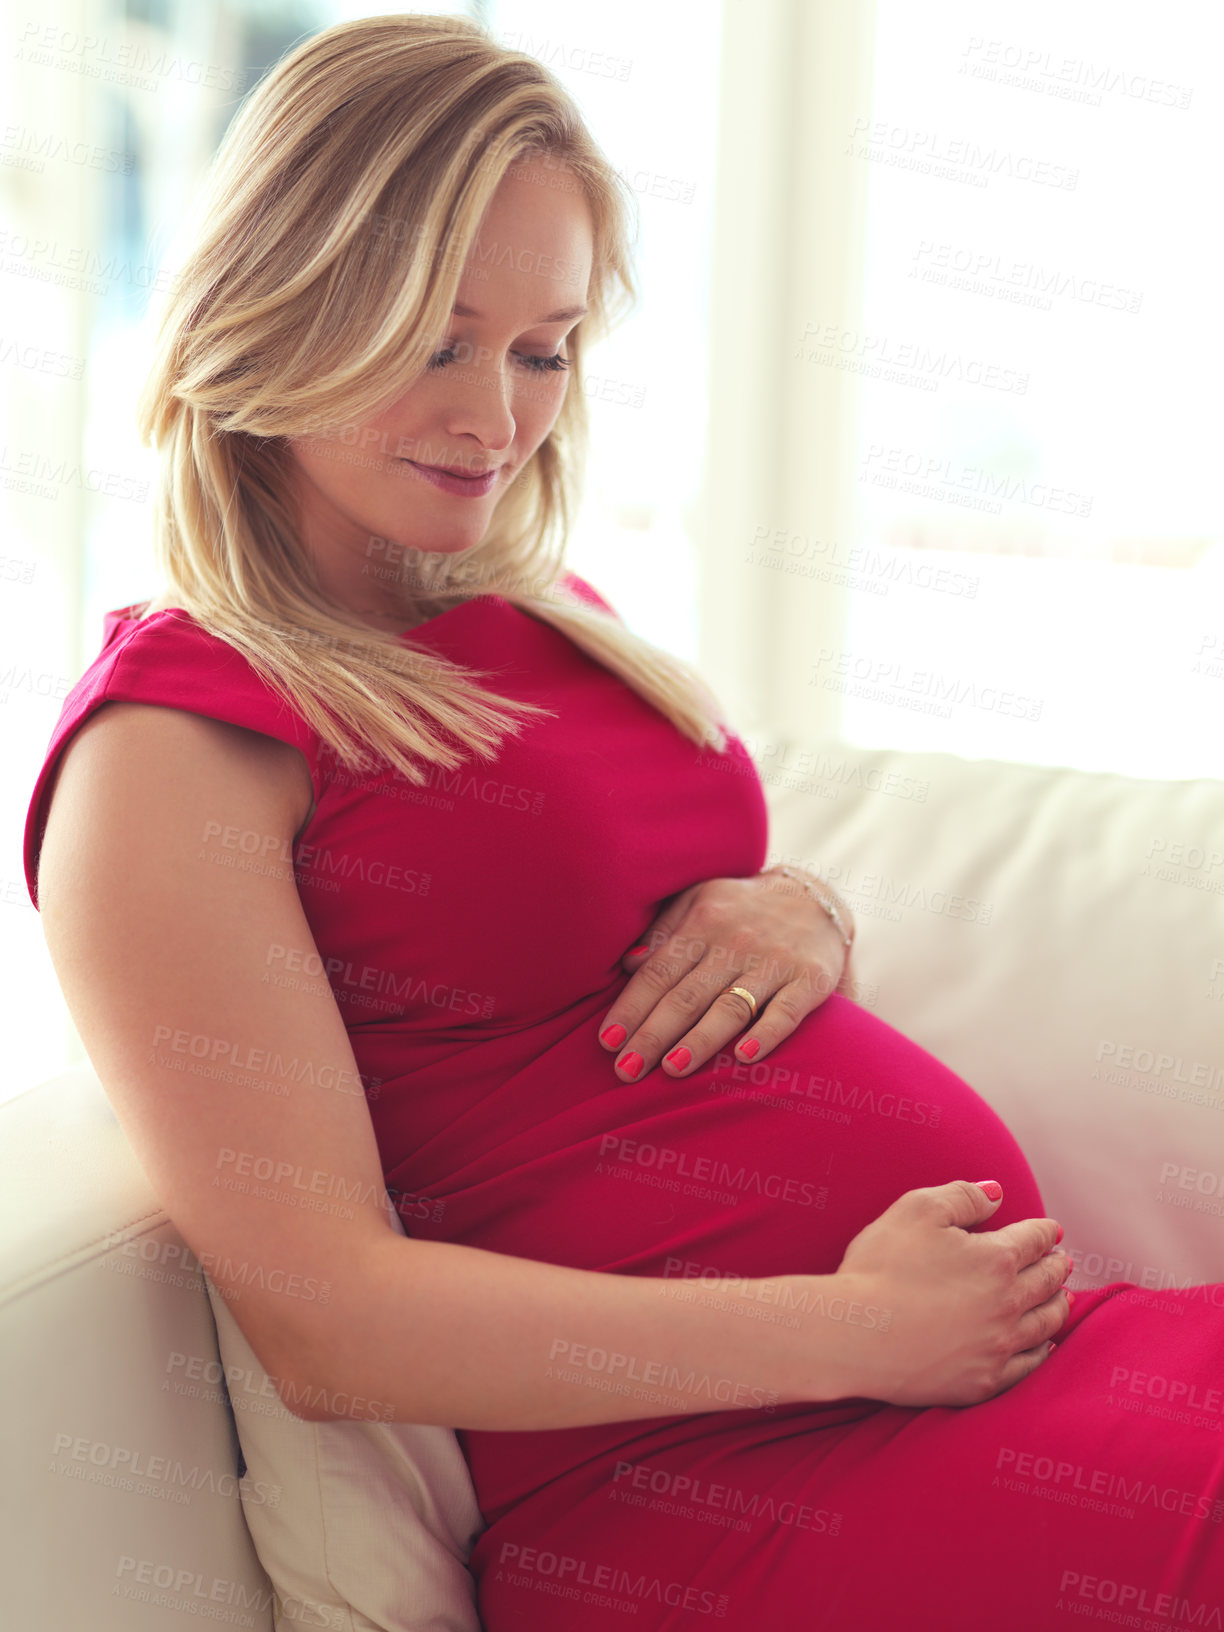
[203, 1212, 485, 1632]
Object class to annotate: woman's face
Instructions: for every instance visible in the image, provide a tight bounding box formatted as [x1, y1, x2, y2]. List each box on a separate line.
[286, 155, 595, 614]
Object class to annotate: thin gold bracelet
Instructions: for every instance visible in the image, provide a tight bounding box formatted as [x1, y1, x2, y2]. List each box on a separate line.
[770, 865, 855, 953]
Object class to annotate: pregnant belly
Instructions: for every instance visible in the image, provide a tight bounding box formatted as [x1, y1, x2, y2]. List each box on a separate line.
[381, 990, 1046, 1283]
[378, 990, 1047, 1521]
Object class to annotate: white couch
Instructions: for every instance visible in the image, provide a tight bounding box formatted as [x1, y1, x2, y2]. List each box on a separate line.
[4, 737, 1223, 1629]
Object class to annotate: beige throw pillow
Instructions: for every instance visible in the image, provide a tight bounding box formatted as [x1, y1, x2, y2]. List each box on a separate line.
[202, 1203, 485, 1632]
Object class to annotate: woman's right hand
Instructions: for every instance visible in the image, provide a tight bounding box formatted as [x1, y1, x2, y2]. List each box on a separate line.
[829, 1179, 1072, 1408]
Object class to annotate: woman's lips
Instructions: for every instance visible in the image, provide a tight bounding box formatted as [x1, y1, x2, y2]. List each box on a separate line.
[403, 459, 499, 498]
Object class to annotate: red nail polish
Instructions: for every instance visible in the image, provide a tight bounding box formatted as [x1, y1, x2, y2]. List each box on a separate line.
[1055, 1224, 1064, 1244]
[627, 945, 649, 956]
[1066, 1290, 1076, 1307]
[738, 1038, 759, 1060]
[619, 1051, 644, 1079]
[665, 1047, 690, 1071]
[600, 1024, 627, 1048]
[974, 1179, 1003, 1201]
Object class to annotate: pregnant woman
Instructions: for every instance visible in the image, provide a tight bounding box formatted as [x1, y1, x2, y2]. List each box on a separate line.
[24, 16, 1224, 1631]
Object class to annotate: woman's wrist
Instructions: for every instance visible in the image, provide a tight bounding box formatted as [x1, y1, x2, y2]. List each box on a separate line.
[741, 1271, 891, 1406]
[765, 865, 856, 954]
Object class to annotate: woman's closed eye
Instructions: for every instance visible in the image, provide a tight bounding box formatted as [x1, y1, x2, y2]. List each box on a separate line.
[426, 343, 570, 374]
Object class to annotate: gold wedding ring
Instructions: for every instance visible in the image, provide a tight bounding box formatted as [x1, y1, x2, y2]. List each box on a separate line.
[724, 985, 758, 1023]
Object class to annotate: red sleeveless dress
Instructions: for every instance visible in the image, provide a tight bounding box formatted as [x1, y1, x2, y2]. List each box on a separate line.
[25, 573, 1224, 1631]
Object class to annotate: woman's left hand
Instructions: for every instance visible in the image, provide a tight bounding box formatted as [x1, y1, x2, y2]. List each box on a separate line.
[597, 867, 854, 1084]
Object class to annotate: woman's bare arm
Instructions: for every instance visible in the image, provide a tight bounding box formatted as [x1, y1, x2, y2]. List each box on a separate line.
[36, 701, 867, 1429]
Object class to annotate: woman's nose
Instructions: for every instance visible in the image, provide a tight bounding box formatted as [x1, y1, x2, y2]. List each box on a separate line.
[439, 351, 517, 451]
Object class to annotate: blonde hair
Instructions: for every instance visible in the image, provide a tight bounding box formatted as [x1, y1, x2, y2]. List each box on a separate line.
[135, 11, 732, 785]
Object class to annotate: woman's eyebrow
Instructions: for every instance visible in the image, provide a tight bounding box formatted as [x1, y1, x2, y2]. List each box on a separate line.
[452, 301, 588, 323]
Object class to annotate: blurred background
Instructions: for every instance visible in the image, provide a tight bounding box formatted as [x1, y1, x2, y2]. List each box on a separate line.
[3, 0, 1221, 1101]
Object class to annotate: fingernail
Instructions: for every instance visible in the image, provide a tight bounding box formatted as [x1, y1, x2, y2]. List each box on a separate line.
[600, 1024, 627, 1048]
[619, 1051, 644, 1080]
[1055, 1223, 1064, 1244]
[1048, 1342, 1058, 1353]
[737, 1038, 760, 1060]
[627, 945, 649, 956]
[975, 1179, 1003, 1201]
[665, 1046, 690, 1071]
[1066, 1290, 1076, 1307]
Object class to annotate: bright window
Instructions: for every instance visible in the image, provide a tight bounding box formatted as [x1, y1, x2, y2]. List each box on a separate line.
[839, 0, 1224, 778]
